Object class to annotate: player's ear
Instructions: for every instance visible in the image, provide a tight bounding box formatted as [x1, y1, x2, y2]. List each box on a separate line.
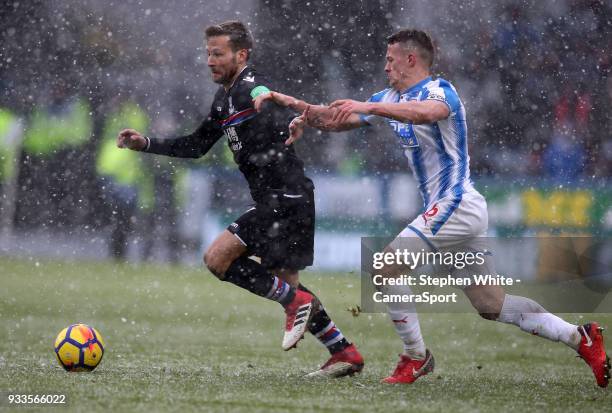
[407, 52, 417, 67]
[237, 49, 248, 64]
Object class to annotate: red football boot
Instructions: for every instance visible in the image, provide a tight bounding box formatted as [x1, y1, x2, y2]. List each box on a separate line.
[282, 289, 317, 351]
[306, 344, 365, 378]
[382, 349, 435, 384]
[577, 322, 610, 388]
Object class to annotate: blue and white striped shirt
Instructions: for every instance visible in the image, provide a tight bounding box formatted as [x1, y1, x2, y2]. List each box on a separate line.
[361, 76, 476, 210]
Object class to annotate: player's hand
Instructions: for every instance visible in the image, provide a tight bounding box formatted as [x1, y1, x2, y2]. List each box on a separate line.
[253, 92, 274, 112]
[329, 99, 369, 124]
[285, 107, 308, 145]
[117, 129, 147, 151]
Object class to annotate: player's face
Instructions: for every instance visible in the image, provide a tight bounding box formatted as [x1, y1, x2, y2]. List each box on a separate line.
[384, 43, 413, 90]
[206, 35, 240, 85]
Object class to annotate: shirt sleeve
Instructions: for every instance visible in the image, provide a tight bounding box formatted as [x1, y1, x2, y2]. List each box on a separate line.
[424, 83, 460, 116]
[360, 92, 388, 127]
[244, 73, 273, 110]
[250, 84, 272, 100]
[145, 111, 223, 159]
[243, 73, 296, 128]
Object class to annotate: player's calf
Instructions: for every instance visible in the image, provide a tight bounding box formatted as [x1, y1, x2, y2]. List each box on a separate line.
[212, 255, 316, 350]
[297, 284, 353, 355]
[496, 294, 581, 348]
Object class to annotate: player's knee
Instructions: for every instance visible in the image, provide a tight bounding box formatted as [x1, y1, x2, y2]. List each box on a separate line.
[478, 312, 499, 321]
[473, 296, 503, 321]
[203, 249, 228, 279]
[466, 286, 505, 321]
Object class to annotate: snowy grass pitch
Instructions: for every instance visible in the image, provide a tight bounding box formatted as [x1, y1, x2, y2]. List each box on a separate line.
[0, 257, 610, 412]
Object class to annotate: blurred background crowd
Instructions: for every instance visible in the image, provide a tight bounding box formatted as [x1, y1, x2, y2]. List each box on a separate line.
[0, 0, 610, 264]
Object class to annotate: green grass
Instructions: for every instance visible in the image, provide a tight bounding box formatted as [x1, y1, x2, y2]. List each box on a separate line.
[0, 257, 610, 412]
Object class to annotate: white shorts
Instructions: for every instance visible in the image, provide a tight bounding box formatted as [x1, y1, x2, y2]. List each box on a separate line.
[396, 190, 488, 250]
[388, 190, 495, 281]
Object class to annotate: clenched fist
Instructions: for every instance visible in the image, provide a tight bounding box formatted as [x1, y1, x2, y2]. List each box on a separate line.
[117, 129, 147, 151]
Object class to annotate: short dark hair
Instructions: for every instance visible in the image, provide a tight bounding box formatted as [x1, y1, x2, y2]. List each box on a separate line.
[205, 20, 253, 60]
[387, 29, 435, 68]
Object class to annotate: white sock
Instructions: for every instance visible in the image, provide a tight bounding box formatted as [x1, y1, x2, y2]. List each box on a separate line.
[381, 283, 426, 360]
[497, 294, 581, 350]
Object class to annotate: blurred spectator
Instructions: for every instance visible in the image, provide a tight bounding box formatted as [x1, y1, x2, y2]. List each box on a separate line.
[18, 81, 92, 228]
[0, 107, 23, 236]
[542, 122, 586, 181]
[96, 99, 153, 259]
[554, 88, 593, 133]
[141, 113, 184, 264]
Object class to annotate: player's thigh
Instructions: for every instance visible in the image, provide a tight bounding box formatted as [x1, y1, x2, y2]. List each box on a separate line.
[225, 204, 272, 260]
[204, 230, 247, 278]
[224, 202, 311, 272]
[449, 236, 504, 317]
[263, 194, 315, 272]
[377, 228, 432, 279]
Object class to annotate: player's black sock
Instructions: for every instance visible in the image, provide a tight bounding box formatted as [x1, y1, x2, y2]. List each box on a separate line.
[224, 257, 296, 306]
[298, 284, 351, 354]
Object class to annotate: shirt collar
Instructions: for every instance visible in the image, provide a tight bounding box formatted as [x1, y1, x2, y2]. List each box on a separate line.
[400, 76, 433, 95]
[227, 65, 250, 90]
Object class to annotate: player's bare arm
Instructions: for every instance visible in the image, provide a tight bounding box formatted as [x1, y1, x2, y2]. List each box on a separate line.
[305, 104, 365, 131]
[252, 89, 364, 130]
[330, 98, 449, 125]
[253, 90, 309, 113]
[283, 104, 366, 146]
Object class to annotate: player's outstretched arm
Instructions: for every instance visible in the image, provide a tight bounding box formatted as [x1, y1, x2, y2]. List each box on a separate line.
[118, 115, 223, 159]
[253, 91, 309, 113]
[331, 99, 449, 125]
[305, 104, 365, 132]
[283, 105, 365, 146]
[254, 91, 365, 133]
[369, 100, 449, 124]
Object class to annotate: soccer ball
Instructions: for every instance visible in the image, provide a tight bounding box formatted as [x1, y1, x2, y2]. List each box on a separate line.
[54, 323, 105, 372]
